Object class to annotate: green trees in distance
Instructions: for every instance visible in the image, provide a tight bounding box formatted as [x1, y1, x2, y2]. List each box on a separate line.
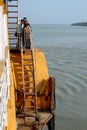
[71, 22, 87, 26]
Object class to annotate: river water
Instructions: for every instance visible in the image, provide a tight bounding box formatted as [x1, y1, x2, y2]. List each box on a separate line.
[32, 24, 87, 130]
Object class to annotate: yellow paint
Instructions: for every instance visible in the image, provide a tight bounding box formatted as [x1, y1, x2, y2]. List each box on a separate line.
[35, 49, 49, 89]
[10, 52, 23, 90]
[10, 49, 49, 90]
[0, 1, 7, 14]
[10, 49, 51, 111]
[3, 3, 7, 14]
[0, 0, 2, 5]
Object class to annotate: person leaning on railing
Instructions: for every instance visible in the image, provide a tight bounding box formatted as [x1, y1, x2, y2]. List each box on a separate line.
[22, 17, 32, 49]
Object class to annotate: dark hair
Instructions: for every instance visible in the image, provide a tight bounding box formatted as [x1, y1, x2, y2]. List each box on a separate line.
[21, 19, 24, 22]
[23, 17, 27, 20]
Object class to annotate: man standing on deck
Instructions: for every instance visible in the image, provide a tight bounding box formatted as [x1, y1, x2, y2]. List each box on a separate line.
[17, 19, 24, 48]
[23, 17, 32, 49]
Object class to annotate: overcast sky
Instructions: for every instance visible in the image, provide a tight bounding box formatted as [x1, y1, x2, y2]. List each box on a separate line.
[19, 0, 87, 24]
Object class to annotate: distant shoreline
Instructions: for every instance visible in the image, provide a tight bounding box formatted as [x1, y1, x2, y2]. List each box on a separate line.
[71, 22, 87, 26]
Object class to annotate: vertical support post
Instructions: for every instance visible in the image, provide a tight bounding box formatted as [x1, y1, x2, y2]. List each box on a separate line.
[47, 77, 56, 130]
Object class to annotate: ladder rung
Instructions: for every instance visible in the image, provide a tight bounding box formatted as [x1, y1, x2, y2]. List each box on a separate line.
[9, 37, 18, 40]
[24, 79, 35, 87]
[24, 82, 34, 86]
[8, 16, 18, 18]
[25, 92, 35, 96]
[25, 86, 35, 89]
[24, 75, 29, 78]
[23, 63, 32, 66]
[9, 33, 16, 35]
[23, 58, 32, 61]
[8, 28, 17, 29]
[24, 74, 34, 77]
[9, 30, 16, 32]
[10, 42, 17, 45]
[10, 43, 17, 44]
[8, 11, 18, 13]
[12, 0, 18, 1]
[8, 22, 17, 24]
[24, 81, 31, 84]
[10, 0, 18, 1]
[24, 69, 32, 72]
[24, 86, 35, 89]
[24, 72, 34, 75]
[24, 76, 34, 79]
[8, 5, 18, 7]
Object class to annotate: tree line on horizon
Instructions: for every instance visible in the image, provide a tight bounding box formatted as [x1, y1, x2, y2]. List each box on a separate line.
[71, 22, 87, 26]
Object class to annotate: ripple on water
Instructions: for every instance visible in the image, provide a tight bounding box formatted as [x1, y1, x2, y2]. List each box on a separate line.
[55, 66, 87, 98]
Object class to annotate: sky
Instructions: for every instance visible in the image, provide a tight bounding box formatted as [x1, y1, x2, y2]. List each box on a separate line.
[18, 0, 87, 24]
